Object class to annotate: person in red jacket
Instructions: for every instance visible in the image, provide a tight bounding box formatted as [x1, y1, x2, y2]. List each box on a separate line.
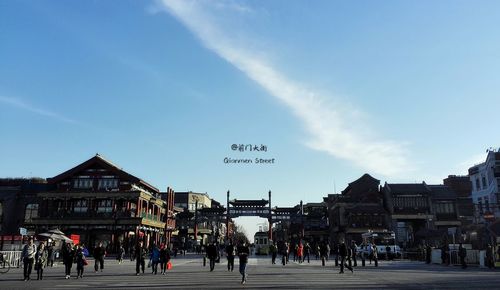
[297, 242, 304, 264]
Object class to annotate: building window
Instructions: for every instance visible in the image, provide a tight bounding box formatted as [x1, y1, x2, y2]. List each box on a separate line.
[74, 199, 88, 213]
[74, 178, 93, 189]
[97, 200, 113, 213]
[482, 176, 487, 189]
[98, 178, 118, 190]
[24, 203, 39, 222]
[476, 179, 481, 191]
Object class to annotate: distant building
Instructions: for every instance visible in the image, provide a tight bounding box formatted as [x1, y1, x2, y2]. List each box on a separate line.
[174, 191, 226, 248]
[468, 150, 500, 223]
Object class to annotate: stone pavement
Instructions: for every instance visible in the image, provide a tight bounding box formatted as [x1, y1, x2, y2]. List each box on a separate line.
[1, 254, 499, 289]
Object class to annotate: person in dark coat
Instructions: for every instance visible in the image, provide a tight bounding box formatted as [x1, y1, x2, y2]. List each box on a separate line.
[319, 242, 328, 267]
[339, 241, 353, 274]
[93, 242, 106, 273]
[333, 243, 339, 266]
[458, 243, 467, 269]
[46, 242, 55, 267]
[135, 240, 148, 275]
[21, 237, 37, 281]
[269, 241, 278, 265]
[304, 242, 311, 263]
[225, 240, 235, 271]
[425, 244, 432, 264]
[206, 242, 218, 272]
[280, 241, 289, 266]
[35, 241, 48, 280]
[237, 241, 250, 284]
[441, 243, 450, 265]
[351, 241, 358, 267]
[75, 244, 86, 279]
[486, 244, 495, 269]
[61, 242, 75, 279]
[159, 243, 171, 275]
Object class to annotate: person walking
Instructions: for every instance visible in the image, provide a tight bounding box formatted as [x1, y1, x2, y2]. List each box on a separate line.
[150, 244, 160, 275]
[135, 240, 147, 275]
[292, 243, 298, 262]
[333, 243, 339, 266]
[304, 242, 311, 263]
[339, 241, 353, 274]
[61, 242, 75, 279]
[47, 241, 55, 267]
[297, 242, 304, 264]
[425, 244, 432, 264]
[206, 242, 218, 272]
[351, 241, 358, 267]
[372, 244, 378, 267]
[281, 242, 289, 266]
[75, 244, 87, 279]
[93, 242, 106, 273]
[237, 240, 250, 285]
[225, 240, 235, 271]
[458, 243, 467, 269]
[486, 244, 495, 269]
[159, 244, 171, 275]
[117, 244, 125, 264]
[35, 242, 48, 280]
[360, 243, 366, 267]
[21, 237, 37, 281]
[320, 241, 328, 267]
[269, 242, 278, 265]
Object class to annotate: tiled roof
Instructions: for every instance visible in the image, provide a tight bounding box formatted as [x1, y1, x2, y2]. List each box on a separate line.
[47, 154, 160, 193]
[385, 183, 430, 195]
[428, 185, 457, 200]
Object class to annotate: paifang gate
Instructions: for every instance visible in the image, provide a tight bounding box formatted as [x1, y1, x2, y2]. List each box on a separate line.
[194, 191, 304, 242]
[226, 190, 273, 240]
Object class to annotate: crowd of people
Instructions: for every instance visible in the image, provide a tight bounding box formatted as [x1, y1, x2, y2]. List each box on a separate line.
[18, 235, 499, 283]
[19, 236, 173, 282]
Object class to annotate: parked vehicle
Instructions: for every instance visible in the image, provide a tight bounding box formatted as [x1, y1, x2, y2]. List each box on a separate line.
[359, 230, 401, 258]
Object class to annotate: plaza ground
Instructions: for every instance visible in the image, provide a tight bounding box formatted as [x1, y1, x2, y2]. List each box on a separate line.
[1, 254, 499, 289]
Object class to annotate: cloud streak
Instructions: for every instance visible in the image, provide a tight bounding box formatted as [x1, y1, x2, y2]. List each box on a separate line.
[0, 95, 78, 124]
[159, 0, 412, 177]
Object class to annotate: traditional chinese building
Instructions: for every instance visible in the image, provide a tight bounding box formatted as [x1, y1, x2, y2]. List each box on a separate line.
[302, 202, 329, 244]
[325, 174, 390, 244]
[27, 154, 173, 253]
[0, 178, 48, 250]
[443, 175, 474, 227]
[382, 182, 434, 247]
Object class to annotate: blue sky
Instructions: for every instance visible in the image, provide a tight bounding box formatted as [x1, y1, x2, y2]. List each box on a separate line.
[1, 0, 500, 236]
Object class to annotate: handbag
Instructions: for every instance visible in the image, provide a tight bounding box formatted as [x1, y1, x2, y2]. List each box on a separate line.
[166, 261, 172, 270]
[83, 258, 88, 266]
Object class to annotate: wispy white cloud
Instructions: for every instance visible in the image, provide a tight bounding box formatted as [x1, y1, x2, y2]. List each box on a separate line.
[159, 0, 413, 177]
[0, 95, 78, 124]
[454, 153, 486, 175]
